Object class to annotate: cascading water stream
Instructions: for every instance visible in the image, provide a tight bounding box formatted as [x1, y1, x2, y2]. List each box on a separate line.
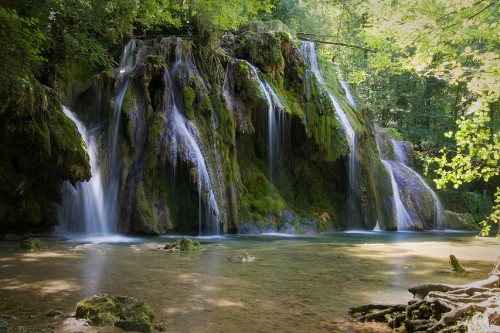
[399, 164, 444, 229]
[381, 160, 414, 231]
[58, 107, 108, 235]
[164, 40, 220, 235]
[58, 41, 138, 236]
[376, 128, 444, 230]
[301, 41, 358, 228]
[247, 62, 284, 184]
[391, 139, 407, 164]
[107, 40, 139, 225]
[340, 80, 358, 109]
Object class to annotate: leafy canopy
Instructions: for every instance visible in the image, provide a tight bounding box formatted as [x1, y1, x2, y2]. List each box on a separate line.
[0, 8, 46, 97]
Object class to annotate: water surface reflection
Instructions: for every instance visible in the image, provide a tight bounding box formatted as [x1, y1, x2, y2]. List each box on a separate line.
[0, 231, 497, 332]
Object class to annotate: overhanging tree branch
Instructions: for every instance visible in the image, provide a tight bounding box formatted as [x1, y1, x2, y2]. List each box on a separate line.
[297, 35, 375, 53]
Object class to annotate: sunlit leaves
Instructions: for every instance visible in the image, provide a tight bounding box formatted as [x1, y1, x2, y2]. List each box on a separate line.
[135, 0, 181, 32]
[192, 0, 273, 30]
[355, 0, 500, 233]
[0, 8, 46, 95]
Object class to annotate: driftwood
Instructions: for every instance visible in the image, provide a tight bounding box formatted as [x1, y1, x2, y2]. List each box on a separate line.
[351, 257, 500, 333]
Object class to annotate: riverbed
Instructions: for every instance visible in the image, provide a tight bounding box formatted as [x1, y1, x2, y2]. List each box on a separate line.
[0, 231, 498, 332]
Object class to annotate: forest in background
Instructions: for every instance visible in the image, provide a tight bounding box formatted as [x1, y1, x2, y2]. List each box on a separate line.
[0, 0, 498, 234]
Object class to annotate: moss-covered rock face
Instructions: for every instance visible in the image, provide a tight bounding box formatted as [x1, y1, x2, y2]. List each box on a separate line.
[354, 114, 395, 230]
[0, 78, 91, 234]
[383, 160, 436, 230]
[75, 293, 155, 332]
[375, 126, 413, 166]
[443, 210, 479, 231]
[63, 24, 416, 235]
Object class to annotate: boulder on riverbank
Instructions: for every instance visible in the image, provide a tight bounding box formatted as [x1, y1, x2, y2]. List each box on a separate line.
[75, 294, 155, 332]
[443, 210, 480, 231]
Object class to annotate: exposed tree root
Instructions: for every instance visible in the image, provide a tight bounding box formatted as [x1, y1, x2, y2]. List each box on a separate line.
[350, 257, 500, 332]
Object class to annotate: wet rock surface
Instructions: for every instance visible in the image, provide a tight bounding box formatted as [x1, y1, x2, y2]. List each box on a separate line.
[75, 294, 155, 332]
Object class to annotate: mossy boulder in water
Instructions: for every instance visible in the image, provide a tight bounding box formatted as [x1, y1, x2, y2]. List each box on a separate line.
[75, 293, 155, 332]
[164, 238, 202, 252]
[449, 254, 466, 273]
[17, 237, 48, 251]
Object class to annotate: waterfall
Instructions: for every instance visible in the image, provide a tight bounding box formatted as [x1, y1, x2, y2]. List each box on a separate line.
[376, 127, 444, 230]
[107, 40, 139, 225]
[399, 164, 444, 229]
[340, 80, 358, 109]
[58, 107, 108, 235]
[301, 41, 358, 228]
[392, 139, 406, 164]
[162, 40, 220, 235]
[58, 41, 139, 236]
[247, 62, 284, 184]
[381, 160, 414, 231]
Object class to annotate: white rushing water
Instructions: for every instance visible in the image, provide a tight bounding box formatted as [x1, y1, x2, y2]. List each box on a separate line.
[340, 80, 358, 109]
[58, 41, 139, 236]
[301, 41, 358, 228]
[382, 160, 414, 231]
[247, 62, 284, 184]
[399, 164, 444, 229]
[376, 128, 444, 230]
[164, 40, 220, 235]
[107, 40, 139, 225]
[58, 107, 109, 235]
[391, 139, 407, 164]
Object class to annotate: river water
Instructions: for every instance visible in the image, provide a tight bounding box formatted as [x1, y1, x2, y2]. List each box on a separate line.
[0, 232, 498, 332]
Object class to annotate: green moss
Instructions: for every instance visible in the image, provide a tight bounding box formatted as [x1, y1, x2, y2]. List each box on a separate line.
[449, 254, 466, 273]
[182, 86, 196, 120]
[164, 238, 202, 252]
[122, 85, 137, 142]
[234, 60, 263, 109]
[75, 294, 155, 332]
[133, 182, 159, 234]
[0, 76, 90, 233]
[50, 106, 91, 181]
[100, 70, 115, 81]
[385, 127, 404, 141]
[236, 28, 290, 78]
[199, 94, 212, 116]
[443, 211, 479, 231]
[144, 55, 166, 71]
[145, 114, 166, 175]
[210, 86, 235, 145]
[92, 312, 118, 326]
[240, 167, 285, 224]
[143, 55, 167, 110]
[17, 237, 48, 251]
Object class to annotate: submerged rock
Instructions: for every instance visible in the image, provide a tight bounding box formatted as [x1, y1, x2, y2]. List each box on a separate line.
[75, 293, 155, 332]
[163, 238, 202, 252]
[231, 252, 256, 263]
[17, 238, 48, 251]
